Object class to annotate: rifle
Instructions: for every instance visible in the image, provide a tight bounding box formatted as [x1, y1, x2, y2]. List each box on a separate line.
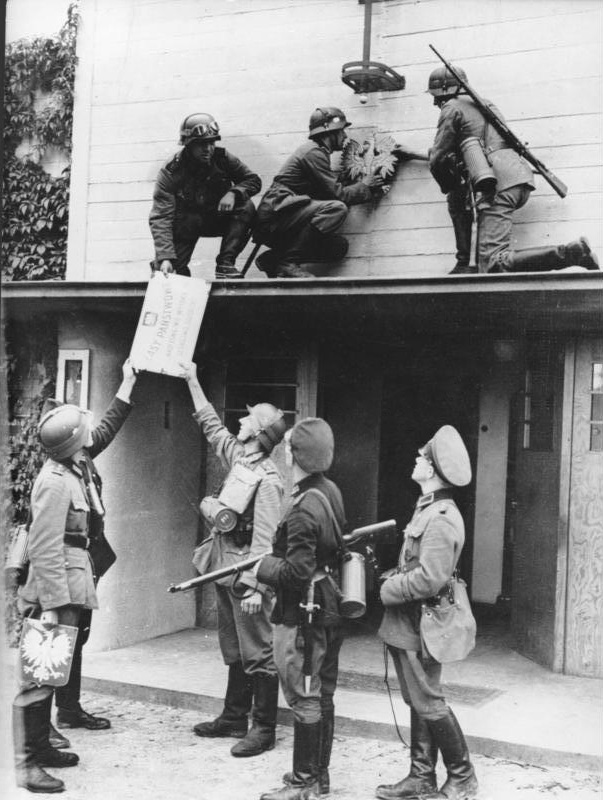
[168, 551, 271, 594]
[393, 146, 429, 163]
[429, 44, 568, 199]
[343, 519, 396, 547]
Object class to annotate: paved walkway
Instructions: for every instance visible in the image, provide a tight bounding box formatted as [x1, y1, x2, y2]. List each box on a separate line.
[71, 625, 603, 772]
[1, 692, 601, 800]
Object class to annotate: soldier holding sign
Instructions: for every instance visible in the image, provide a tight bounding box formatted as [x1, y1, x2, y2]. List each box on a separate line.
[182, 363, 286, 758]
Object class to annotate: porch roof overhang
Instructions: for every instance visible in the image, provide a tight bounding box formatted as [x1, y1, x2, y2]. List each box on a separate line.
[2, 272, 602, 337]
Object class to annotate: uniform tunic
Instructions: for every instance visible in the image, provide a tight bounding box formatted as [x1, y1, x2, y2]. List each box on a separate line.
[149, 146, 261, 272]
[54, 396, 133, 712]
[429, 95, 535, 272]
[194, 403, 283, 674]
[378, 490, 465, 719]
[257, 474, 346, 723]
[255, 139, 371, 244]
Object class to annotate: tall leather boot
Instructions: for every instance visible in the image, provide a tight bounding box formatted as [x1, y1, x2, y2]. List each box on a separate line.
[283, 706, 334, 794]
[215, 199, 255, 276]
[193, 661, 252, 738]
[260, 719, 322, 800]
[427, 709, 478, 800]
[231, 672, 279, 757]
[317, 706, 335, 795]
[37, 695, 79, 768]
[375, 710, 438, 799]
[13, 700, 65, 793]
[489, 237, 599, 273]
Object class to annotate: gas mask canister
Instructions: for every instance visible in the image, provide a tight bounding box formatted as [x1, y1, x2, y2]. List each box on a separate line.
[200, 462, 262, 532]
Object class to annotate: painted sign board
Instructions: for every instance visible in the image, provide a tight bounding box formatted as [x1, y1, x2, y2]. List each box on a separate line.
[129, 275, 210, 376]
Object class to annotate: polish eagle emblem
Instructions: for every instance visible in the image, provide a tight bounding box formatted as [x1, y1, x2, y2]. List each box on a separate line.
[339, 132, 428, 196]
[19, 619, 78, 686]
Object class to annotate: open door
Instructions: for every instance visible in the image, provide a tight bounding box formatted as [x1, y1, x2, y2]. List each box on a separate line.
[508, 340, 564, 669]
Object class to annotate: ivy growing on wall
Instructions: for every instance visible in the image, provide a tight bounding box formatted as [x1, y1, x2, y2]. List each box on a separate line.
[2, 3, 79, 281]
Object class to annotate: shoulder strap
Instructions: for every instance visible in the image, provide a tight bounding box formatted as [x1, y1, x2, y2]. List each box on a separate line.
[298, 487, 345, 551]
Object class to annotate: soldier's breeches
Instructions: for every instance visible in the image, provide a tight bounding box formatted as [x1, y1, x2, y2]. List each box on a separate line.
[14, 605, 82, 706]
[171, 198, 256, 271]
[477, 184, 532, 272]
[273, 623, 344, 724]
[215, 584, 276, 675]
[307, 200, 348, 235]
[387, 647, 448, 720]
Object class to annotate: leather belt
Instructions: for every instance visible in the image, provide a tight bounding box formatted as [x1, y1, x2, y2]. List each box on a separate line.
[64, 534, 89, 549]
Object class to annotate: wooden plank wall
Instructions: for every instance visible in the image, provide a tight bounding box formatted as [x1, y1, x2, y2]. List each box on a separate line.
[68, 0, 603, 282]
[565, 338, 603, 677]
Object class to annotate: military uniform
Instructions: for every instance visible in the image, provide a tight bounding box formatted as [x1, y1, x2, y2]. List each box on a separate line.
[376, 425, 478, 800]
[149, 146, 261, 275]
[13, 457, 96, 790]
[193, 403, 283, 752]
[430, 95, 535, 273]
[257, 417, 344, 800]
[54, 397, 133, 728]
[430, 93, 599, 274]
[254, 139, 372, 275]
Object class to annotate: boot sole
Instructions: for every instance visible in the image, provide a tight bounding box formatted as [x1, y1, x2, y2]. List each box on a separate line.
[17, 782, 65, 794]
[193, 729, 247, 738]
[230, 741, 275, 758]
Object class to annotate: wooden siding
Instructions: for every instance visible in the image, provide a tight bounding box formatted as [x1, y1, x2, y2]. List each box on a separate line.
[565, 338, 603, 677]
[68, 0, 603, 282]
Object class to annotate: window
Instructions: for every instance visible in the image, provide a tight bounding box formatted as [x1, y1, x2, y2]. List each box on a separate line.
[224, 356, 298, 434]
[590, 363, 603, 452]
[56, 349, 90, 409]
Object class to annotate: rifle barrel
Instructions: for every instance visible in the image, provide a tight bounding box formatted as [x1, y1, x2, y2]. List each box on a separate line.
[428, 44, 567, 198]
[343, 519, 396, 544]
[168, 551, 270, 594]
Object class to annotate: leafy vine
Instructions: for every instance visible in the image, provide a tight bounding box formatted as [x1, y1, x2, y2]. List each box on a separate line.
[2, 3, 79, 281]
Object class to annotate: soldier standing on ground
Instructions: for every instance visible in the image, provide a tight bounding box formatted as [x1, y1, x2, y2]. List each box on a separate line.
[253, 107, 384, 278]
[12, 361, 137, 794]
[149, 113, 261, 279]
[428, 66, 600, 275]
[252, 418, 346, 800]
[50, 361, 138, 741]
[182, 363, 286, 758]
[376, 425, 478, 800]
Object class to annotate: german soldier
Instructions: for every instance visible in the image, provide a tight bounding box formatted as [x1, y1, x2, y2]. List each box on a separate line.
[252, 418, 346, 800]
[182, 363, 286, 757]
[149, 113, 261, 279]
[13, 361, 137, 794]
[428, 66, 599, 274]
[253, 107, 384, 278]
[375, 425, 478, 800]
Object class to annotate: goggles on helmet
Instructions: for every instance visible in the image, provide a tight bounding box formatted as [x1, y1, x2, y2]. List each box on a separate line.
[187, 121, 220, 139]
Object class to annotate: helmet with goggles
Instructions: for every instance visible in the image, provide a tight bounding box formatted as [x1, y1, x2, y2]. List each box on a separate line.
[179, 113, 221, 145]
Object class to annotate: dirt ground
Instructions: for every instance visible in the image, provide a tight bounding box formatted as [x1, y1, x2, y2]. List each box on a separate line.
[0, 691, 601, 800]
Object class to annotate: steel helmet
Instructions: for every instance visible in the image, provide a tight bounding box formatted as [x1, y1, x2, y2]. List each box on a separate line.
[38, 404, 91, 461]
[179, 113, 221, 145]
[427, 65, 468, 100]
[308, 107, 351, 139]
[245, 403, 288, 452]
